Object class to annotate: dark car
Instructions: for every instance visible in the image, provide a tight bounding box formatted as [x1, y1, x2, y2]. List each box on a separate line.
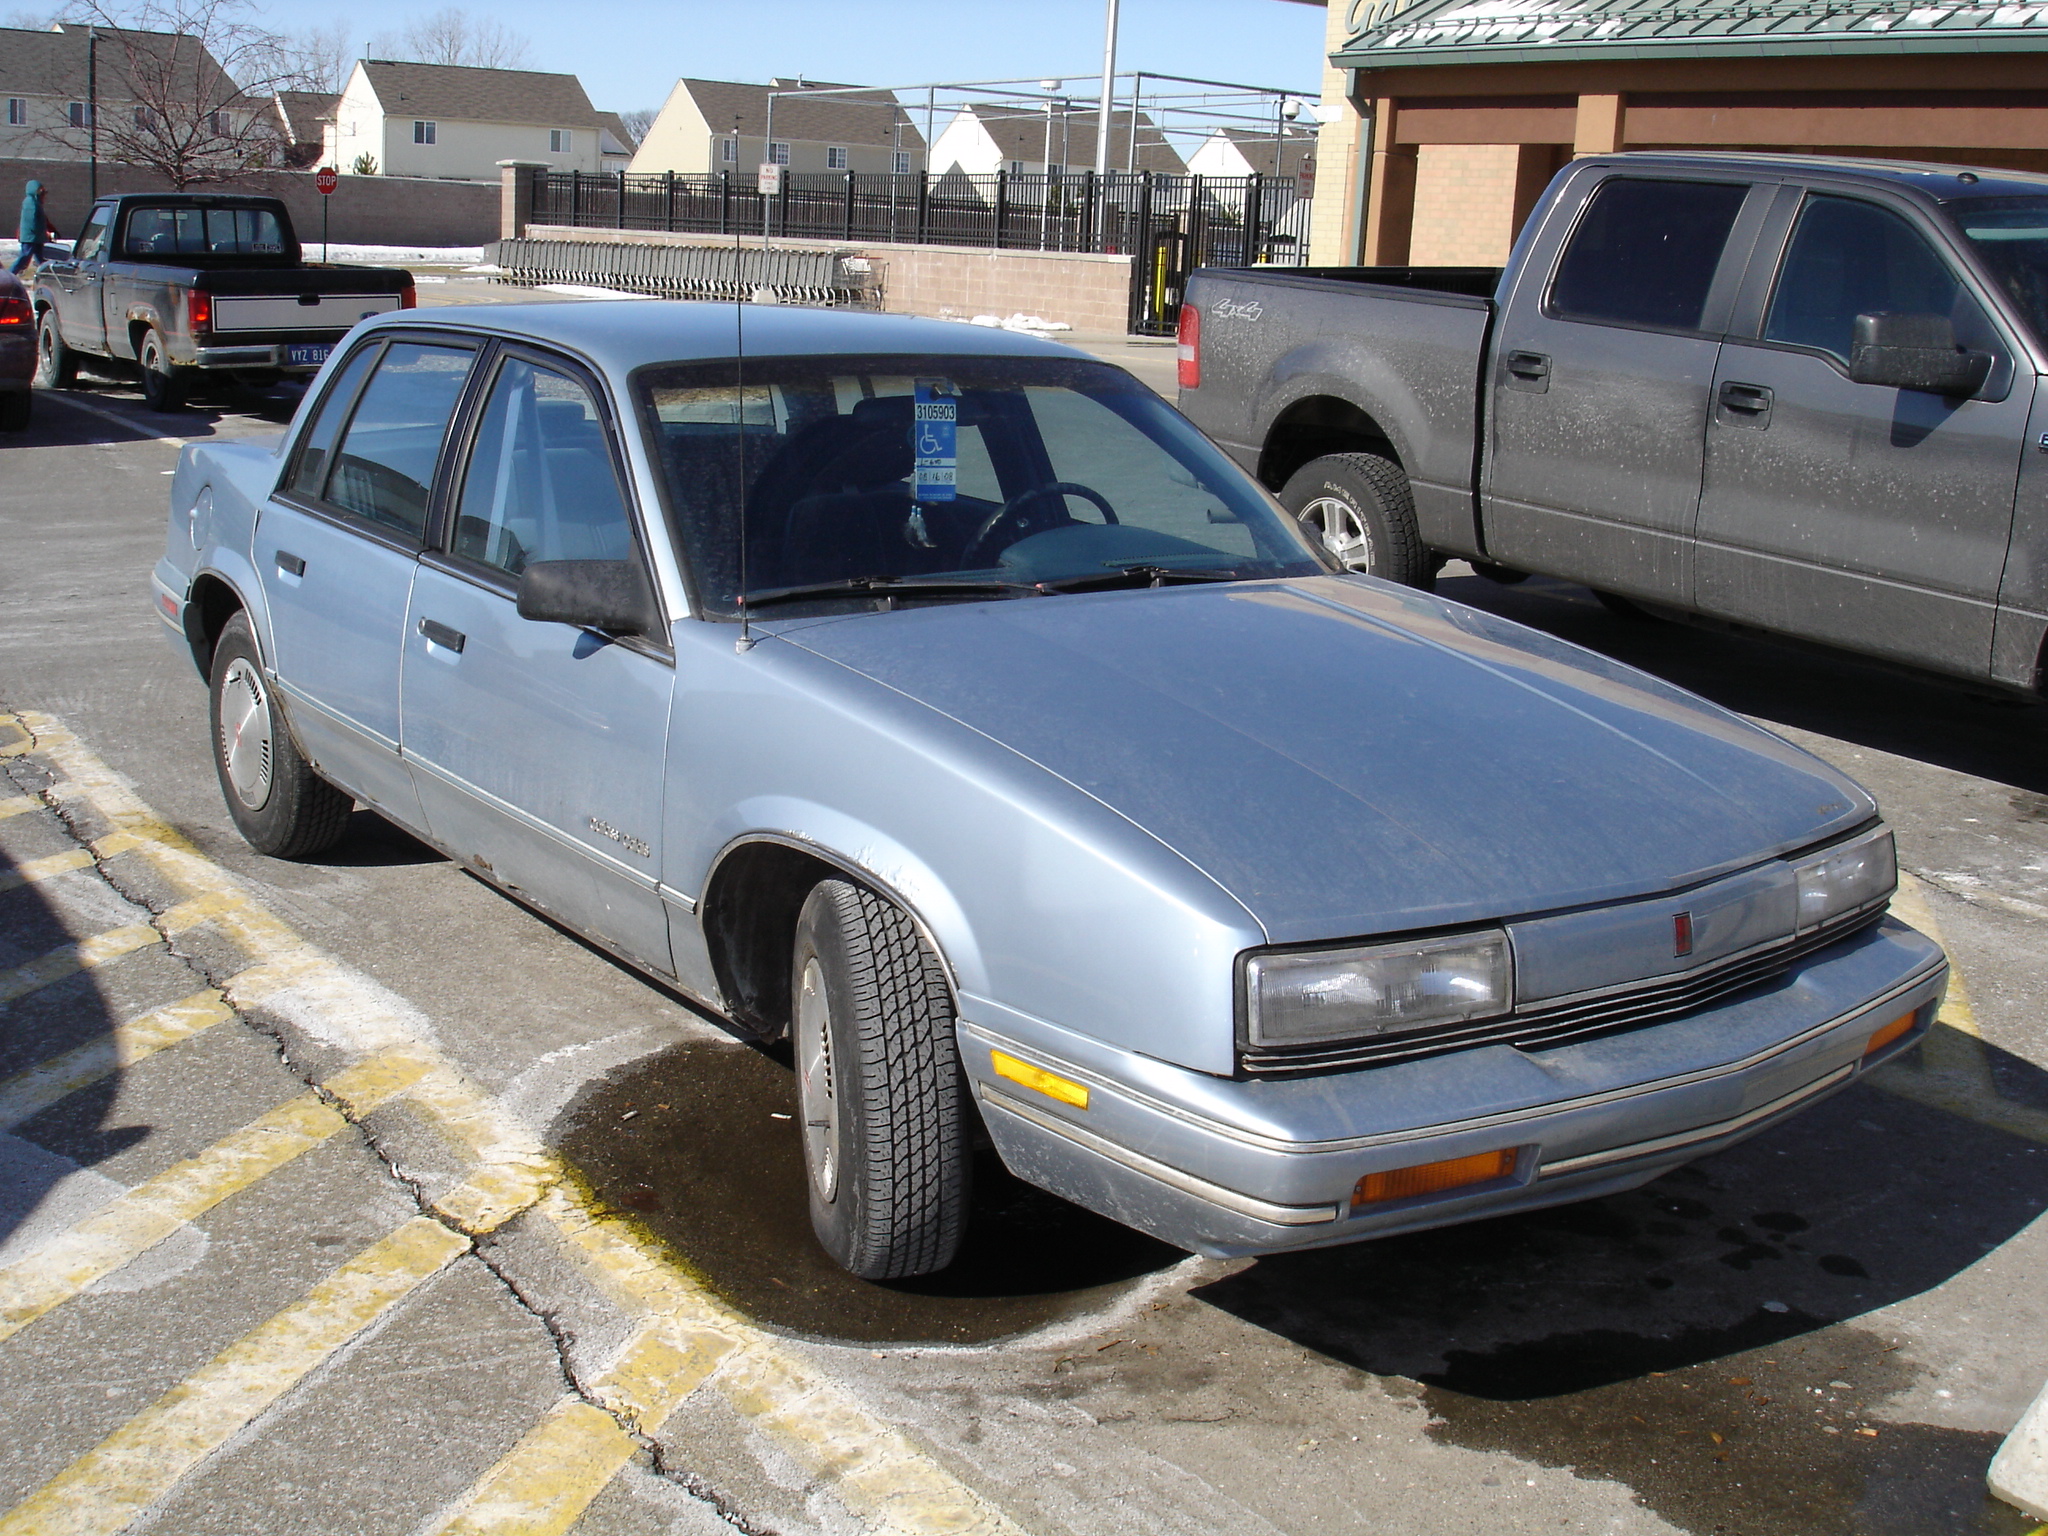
[1, 268, 32, 431]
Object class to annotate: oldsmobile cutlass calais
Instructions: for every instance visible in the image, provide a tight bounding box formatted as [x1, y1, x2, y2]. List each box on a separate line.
[155, 303, 1946, 1280]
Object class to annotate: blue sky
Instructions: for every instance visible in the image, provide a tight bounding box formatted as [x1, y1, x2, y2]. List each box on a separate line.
[260, 0, 1330, 117]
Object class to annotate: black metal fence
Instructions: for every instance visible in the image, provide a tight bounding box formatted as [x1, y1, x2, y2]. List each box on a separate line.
[529, 168, 1312, 334]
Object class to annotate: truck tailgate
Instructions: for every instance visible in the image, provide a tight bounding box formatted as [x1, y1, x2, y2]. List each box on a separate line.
[212, 293, 406, 332]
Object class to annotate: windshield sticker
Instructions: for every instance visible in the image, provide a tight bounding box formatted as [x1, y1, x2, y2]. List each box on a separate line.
[913, 378, 958, 502]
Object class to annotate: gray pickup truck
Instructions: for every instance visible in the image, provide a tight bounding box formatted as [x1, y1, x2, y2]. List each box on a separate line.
[1179, 151, 2048, 695]
[32, 192, 414, 411]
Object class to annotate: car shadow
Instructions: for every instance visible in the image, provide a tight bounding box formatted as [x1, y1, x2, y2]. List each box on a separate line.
[305, 809, 449, 869]
[1435, 569, 2048, 796]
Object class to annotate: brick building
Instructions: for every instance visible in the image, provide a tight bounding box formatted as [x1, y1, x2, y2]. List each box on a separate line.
[1306, 0, 2048, 266]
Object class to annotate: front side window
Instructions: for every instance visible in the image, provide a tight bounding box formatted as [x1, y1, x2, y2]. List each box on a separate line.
[1766, 195, 1994, 366]
[414, 119, 435, 145]
[70, 209, 111, 262]
[634, 354, 1327, 616]
[319, 341, 476, 540]
[1549, 177, 1750, 332]
[453, 356, 636, 576]
[122, 204, 288, 257]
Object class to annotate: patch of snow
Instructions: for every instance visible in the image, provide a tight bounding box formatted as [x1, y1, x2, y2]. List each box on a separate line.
[311, 242, 486, 266]
[538, 283, 657, 301]
[968, 312, 1072, 333]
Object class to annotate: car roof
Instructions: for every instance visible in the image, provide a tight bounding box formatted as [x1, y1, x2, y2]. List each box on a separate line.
[359, 300, 1097, 374]
[1592, 150, 2048, 204]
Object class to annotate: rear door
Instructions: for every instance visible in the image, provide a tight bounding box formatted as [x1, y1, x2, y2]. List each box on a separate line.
[1482, 172, 1769, 603]
[1695, 188, 2028, 678]
[257, 334, 479, 828]
[399, 344, 676, 975]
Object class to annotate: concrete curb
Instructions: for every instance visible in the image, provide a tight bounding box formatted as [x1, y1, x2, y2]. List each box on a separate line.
[1990, 1377, 2048, 1521]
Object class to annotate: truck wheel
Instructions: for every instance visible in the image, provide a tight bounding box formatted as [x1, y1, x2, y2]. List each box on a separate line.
[1281, 453, 1433, 590]
[0, 390, 28, 432]
[34, 310, 76, 388]
[791, 878, 970, 1280]
[209, 612, 353, 858]
[138, 327, 191, 412]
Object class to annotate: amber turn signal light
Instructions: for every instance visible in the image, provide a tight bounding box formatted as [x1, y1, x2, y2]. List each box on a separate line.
[1863, 1009, 1919, 1058]
[1353, 1147, 1518, 1208]
[990, 1050, 1089, 1109]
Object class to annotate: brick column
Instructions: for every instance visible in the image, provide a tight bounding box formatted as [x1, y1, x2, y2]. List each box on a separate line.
[1360, 99, 1417, 266]
[1574, 94, 1626, 156]
[498, 160, 549, 240]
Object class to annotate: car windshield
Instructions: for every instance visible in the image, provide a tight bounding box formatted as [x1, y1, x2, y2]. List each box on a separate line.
[1949, 196, 2048, 343]
[122, 205, 289, 258]
[633, 353, 1329, 616]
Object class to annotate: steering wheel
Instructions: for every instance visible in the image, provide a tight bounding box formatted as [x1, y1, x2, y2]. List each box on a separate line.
[962, 481, 1118, 566]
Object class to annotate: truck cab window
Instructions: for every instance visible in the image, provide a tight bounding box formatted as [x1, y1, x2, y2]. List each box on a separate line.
[1767, 195, 1995, 367]
[70, 210, 110, 262]
[1548, 178, 1749, 332]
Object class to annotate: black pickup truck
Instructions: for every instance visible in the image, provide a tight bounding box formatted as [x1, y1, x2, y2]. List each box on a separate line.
[32, 192, 414, 410]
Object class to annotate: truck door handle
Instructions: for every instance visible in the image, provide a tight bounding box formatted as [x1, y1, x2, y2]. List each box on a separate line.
[1719, 382, 1773, 412]
[275, 550, 305, 576]
[418, 618, 465, 653]
[1503, 351, 1551, 393]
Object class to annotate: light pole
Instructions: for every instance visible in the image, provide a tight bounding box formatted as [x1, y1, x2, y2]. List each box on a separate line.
[1040, 79, 1060, 249]
[87, 24, 98, 200]
[1093, 0, 1119, 178]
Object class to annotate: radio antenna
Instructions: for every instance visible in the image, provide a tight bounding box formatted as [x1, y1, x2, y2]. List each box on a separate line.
[734, 113, 755, 654]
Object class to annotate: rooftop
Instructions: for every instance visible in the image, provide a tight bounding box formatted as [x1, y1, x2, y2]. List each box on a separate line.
[668, 78, 924, 149]
[356, 58, 600, 128]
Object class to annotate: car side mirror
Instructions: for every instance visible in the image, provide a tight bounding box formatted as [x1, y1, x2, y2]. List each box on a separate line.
[1848, 311, 1994, 396]
[515, 559, 661, 637]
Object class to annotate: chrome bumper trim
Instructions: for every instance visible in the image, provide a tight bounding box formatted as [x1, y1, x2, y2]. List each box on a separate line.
[1539, 1060, 1856, 1179]
[979, 1084, 1342, 1227]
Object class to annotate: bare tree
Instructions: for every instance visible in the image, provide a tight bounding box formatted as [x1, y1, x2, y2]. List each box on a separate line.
[367, 7, 529, 69]
[262, 19, 349, 94]
[1, 8, 65, 26]
[39, 0, 298, 187]
[616, 107, 657, 146]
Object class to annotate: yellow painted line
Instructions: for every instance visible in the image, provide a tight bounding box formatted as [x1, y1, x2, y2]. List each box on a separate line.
[0, 794, 38, 821]
[0, 720, 29, 757]
[0, 989, 234, 1131]
[0, 1216, 471, 1536]
[0, 1050, 428, 1344]
[0, 922, 162, 1006]
[0, 846, 96, 895]
[424, 1329, 732, 1536]
[9, 711, 1025, 1536]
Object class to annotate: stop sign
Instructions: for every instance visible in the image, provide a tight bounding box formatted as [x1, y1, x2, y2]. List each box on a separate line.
[314, 167, 339, 195]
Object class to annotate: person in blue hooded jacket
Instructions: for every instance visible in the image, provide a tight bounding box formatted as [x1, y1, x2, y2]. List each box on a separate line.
[11, 179, 60, 274]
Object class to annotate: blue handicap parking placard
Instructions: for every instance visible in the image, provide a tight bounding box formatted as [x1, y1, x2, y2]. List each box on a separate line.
[913, 378, 958, 501]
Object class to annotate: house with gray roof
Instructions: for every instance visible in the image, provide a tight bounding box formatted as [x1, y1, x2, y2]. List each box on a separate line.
[1, 21, 246, 163]
[631, 78, 924, 177]
[327, 59, 607, 182]
[928, 103, 1184, 180]
[266, 90, 338, 170]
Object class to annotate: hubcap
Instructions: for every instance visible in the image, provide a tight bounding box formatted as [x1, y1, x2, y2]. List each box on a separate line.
[217, 658, 275, 810]
[795, 956, 840, 1203]
[1298, 496, 1375, 572]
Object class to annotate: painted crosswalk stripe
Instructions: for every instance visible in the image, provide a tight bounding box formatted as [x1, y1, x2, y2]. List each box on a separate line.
[0, 989, 235, 1131]
[0, 922, 162, 1006]
[0, 1050, 428, 1344]
[0, 847, 97, 895]
[0, 1216, 473, 1536]
[0, 795, 39, 821]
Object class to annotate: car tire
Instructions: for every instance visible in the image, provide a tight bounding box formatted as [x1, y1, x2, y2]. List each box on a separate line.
[791, 877, 970, 1280]
[138, 327, 190, 412]
[1280, 452, 1434, 590]
[33, 309, 76, 389]
[209, 612, 353, 858]
[0, 390, 28, 432]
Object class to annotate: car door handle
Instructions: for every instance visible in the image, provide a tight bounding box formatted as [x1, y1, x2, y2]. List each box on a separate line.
[418, 618, 465, 653]
[1505, 351, 1550, 379]
[275, 550, 305, 576]
[1718, 382, 1773, 412]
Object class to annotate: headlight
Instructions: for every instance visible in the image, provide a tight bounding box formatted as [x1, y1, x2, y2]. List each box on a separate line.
[1791, 825, 1895, 932]
[1245, 930, 1512, 1049]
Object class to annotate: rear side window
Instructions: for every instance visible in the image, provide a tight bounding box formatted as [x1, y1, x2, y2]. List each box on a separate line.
[321, 342, 476, 540]
[1549, 178, 1750, 332]
[284, 344, 380, 501]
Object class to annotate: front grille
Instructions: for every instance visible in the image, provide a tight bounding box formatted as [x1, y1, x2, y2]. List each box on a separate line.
[1238, 906, 1886, 1078]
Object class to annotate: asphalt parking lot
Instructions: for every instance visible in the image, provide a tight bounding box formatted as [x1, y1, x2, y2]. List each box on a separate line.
[0, 298, 2044, 1535]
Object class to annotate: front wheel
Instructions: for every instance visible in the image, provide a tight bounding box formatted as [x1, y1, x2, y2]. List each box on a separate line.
[138, 327, 191, 412]
[209, 612, 353, 858]
[792, 878, 970, 1280]
[1279, 452, 1434, 590]
[34, 309, 76, 389]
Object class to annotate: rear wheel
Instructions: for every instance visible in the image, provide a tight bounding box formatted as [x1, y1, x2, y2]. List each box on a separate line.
[138, 327, 191, 412]
[33, 309, 75, 388]
[1280, 452, 1434, 590]
[791, 878, 970, 1280]
[209, 612, 353, 858]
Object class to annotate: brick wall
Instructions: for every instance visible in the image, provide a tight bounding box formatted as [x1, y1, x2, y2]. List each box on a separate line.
[520, 223, 1137, 334]
[1407, 145, 1522, 266]
[2, 159, 501, 248]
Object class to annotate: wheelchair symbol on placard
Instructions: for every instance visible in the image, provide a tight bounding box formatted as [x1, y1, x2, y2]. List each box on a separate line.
[918, 426, 947, 456]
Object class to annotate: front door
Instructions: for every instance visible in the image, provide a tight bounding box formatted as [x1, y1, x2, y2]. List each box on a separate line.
[1483, 175, 1761, 604]
[257, 335, 478, 827]
[1696, 192, 2028, 679]
[400, 347, 676, 975]
[43, 201, 112, 353]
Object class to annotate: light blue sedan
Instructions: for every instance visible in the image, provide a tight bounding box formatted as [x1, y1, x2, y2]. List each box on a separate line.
[154, 302, 1946, 1280]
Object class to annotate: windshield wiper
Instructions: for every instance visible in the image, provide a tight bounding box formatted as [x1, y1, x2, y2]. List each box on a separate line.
[1030, 563, 1252, 594]
[739, 575, 1040, 611]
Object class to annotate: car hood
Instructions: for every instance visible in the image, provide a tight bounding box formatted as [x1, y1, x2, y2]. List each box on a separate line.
[777, 576, 1874, 942]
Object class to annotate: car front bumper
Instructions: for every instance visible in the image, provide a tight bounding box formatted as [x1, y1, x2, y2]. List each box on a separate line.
[964, 915, 1946, 1257]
